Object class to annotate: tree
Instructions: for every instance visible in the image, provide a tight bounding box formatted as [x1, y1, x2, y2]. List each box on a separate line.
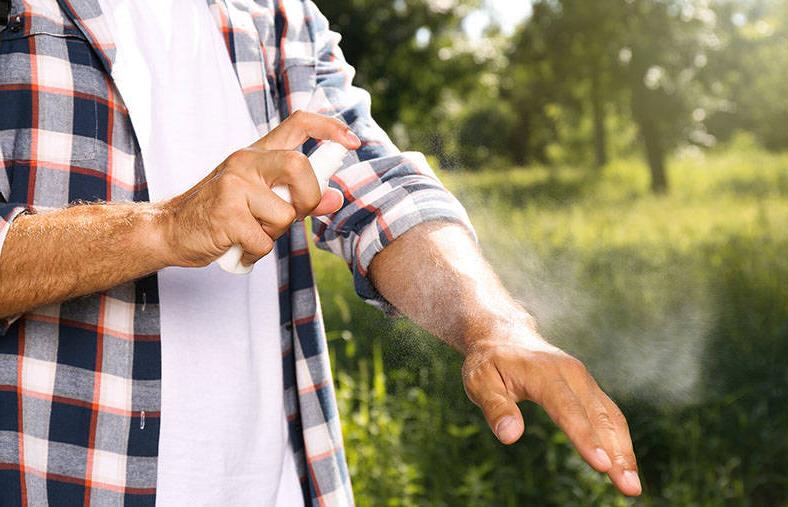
[619, 0, 724, 193]
[317, 0, 481, 134]
[507, 0, 725, 193]
[707, 0, 788, 150]
[510, 0, 625, 171]
[510, 0, 629, 168]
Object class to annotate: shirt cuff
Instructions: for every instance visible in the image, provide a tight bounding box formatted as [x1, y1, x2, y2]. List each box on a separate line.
[313, 151, 477, 315]
[351, 180, 476, 316]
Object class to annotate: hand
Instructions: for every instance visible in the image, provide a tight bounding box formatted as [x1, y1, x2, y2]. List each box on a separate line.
[462, 320, 642, 497]
[155, 111, 361, 268]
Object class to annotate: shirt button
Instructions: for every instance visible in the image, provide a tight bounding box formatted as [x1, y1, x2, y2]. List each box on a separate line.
[9, 15, 22, 32]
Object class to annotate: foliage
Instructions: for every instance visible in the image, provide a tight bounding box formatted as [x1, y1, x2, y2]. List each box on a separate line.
[316, 0, 483, 135]
[317, 0, 788, 195]
[309, 1, 788, 503]
[708, 0, 788, 150]
[313, 145, 788, 505]
[501, 0, 731, 192]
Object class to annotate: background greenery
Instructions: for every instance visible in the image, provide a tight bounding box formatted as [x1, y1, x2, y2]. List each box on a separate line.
[312, 0, 788, 504]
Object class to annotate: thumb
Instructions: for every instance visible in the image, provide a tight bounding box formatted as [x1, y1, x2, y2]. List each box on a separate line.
[464, 365, 525, 444]
[483, 392, 525, 444]
[309, 187, 344, 217]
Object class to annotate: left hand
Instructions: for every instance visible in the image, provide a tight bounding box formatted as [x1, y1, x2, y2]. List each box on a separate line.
[462, 322, 642, 496]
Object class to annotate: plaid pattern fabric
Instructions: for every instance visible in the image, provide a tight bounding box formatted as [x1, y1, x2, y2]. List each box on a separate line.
[0, 0, 472, 505]
[0, 2, 159, 505]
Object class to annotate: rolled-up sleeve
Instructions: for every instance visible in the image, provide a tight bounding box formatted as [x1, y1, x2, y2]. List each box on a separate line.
[305, 2, 475, 311]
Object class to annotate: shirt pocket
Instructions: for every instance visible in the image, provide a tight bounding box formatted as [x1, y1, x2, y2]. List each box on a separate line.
[0, 0, 102, 168]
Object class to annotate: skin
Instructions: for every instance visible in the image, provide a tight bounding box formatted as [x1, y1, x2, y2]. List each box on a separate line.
[369, 222, 641, 496]
[0, 111, 640, 497]
[0, 111, 358, 317]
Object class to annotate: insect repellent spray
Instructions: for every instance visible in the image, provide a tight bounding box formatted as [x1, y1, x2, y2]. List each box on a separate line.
[215, 141, 349, 274]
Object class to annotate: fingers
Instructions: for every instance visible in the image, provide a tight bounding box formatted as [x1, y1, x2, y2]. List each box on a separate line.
[230, 214, 275, 267]
[258, 151, 323, 218]
[539, 377, 614, 473]
[569, 371, 642, 496]
[247, 186, 298, 240]
[227, 149, 323, 219]
[251, 151, 343, 218]
[246, 182, 342, 236]
[463, 361, 525, 444]
[251, 110, 361, 152]
[170, 140, 336, 268]
[220, 148, 340, 245]
[485, 392, 525, 445]
[594, 391, 641, 496]
[461, 343, 641, 497]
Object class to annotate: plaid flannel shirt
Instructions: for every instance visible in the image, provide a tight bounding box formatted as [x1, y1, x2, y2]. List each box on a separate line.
[0, 0, 472, 505]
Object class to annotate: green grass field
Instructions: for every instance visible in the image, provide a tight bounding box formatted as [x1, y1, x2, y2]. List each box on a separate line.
[312, 144, 788, 506]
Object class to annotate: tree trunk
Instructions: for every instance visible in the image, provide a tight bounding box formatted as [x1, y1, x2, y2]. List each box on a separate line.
[512, 118, 529, 166]
[631, 83, 669, 194]
[590, 66, 608, 168]
[641, 120, 668, 194]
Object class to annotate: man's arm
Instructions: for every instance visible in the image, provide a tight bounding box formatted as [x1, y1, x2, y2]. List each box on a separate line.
[368, 221, 642, 497]
[297, 4, 639, 495]
[0, 112, 359, 320]
[0, 203, 166, 318]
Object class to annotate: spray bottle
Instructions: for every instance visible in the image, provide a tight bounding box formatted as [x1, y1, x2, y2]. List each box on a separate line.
[215, 141, 349, 274]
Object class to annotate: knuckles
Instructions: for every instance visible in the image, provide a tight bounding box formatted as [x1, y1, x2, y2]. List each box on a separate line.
[277, 151, 321, 210]
[609, 407, 629, 429]
[289, 109, 308, 124]
[259, 236, 275, 256]
[199, 143, 323, 247]
[301, 190, 322, 212]
[223, 148, 259, 173]
[611, 451, 634, 468]
[271, 206, 298, 229]
[280, 150, 311, 174]
[593, 410, 616, 431]
[563, 356, 588, 377]
[261, 204, 298, 239]
[216, 171, 245, 196]
[246, 231, 275, 257]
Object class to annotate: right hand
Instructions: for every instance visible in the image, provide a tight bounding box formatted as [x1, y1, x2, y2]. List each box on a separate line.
[154, 111, 361, 268]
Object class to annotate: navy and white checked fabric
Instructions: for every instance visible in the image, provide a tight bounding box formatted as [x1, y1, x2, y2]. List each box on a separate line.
[0, 0, 472, 505]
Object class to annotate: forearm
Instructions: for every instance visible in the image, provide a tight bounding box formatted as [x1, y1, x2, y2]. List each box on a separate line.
[0, 113, 357, 321]
[0, 203, 167, 318]
[368, 221, 539, 354]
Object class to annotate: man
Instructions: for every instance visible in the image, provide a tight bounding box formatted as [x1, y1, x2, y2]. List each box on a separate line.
[0, 0, 641, 505]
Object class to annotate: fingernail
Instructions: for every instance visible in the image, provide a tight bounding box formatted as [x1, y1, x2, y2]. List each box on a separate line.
[495, 416, 519, 443]
[623, 470, 642, 494]
[345, 129, 361, 146]
[594, 448, 612, 469]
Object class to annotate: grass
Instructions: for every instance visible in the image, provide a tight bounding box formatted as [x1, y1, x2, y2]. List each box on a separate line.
[311, 144, 788, 506]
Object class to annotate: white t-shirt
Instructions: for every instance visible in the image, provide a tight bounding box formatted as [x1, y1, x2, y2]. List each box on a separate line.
[95, 0, 304, 505]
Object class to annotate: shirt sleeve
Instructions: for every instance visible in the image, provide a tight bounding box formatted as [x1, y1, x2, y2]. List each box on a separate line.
[305, 1, 476, 313]
[0, 201, 33, 333]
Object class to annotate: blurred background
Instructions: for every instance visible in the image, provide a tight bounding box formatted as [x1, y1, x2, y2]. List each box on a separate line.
[309, 0, 788, 504]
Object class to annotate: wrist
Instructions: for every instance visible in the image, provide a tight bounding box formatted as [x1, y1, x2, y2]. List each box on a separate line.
[132, 203, 172, 271]
[459, 306, 547, 355]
